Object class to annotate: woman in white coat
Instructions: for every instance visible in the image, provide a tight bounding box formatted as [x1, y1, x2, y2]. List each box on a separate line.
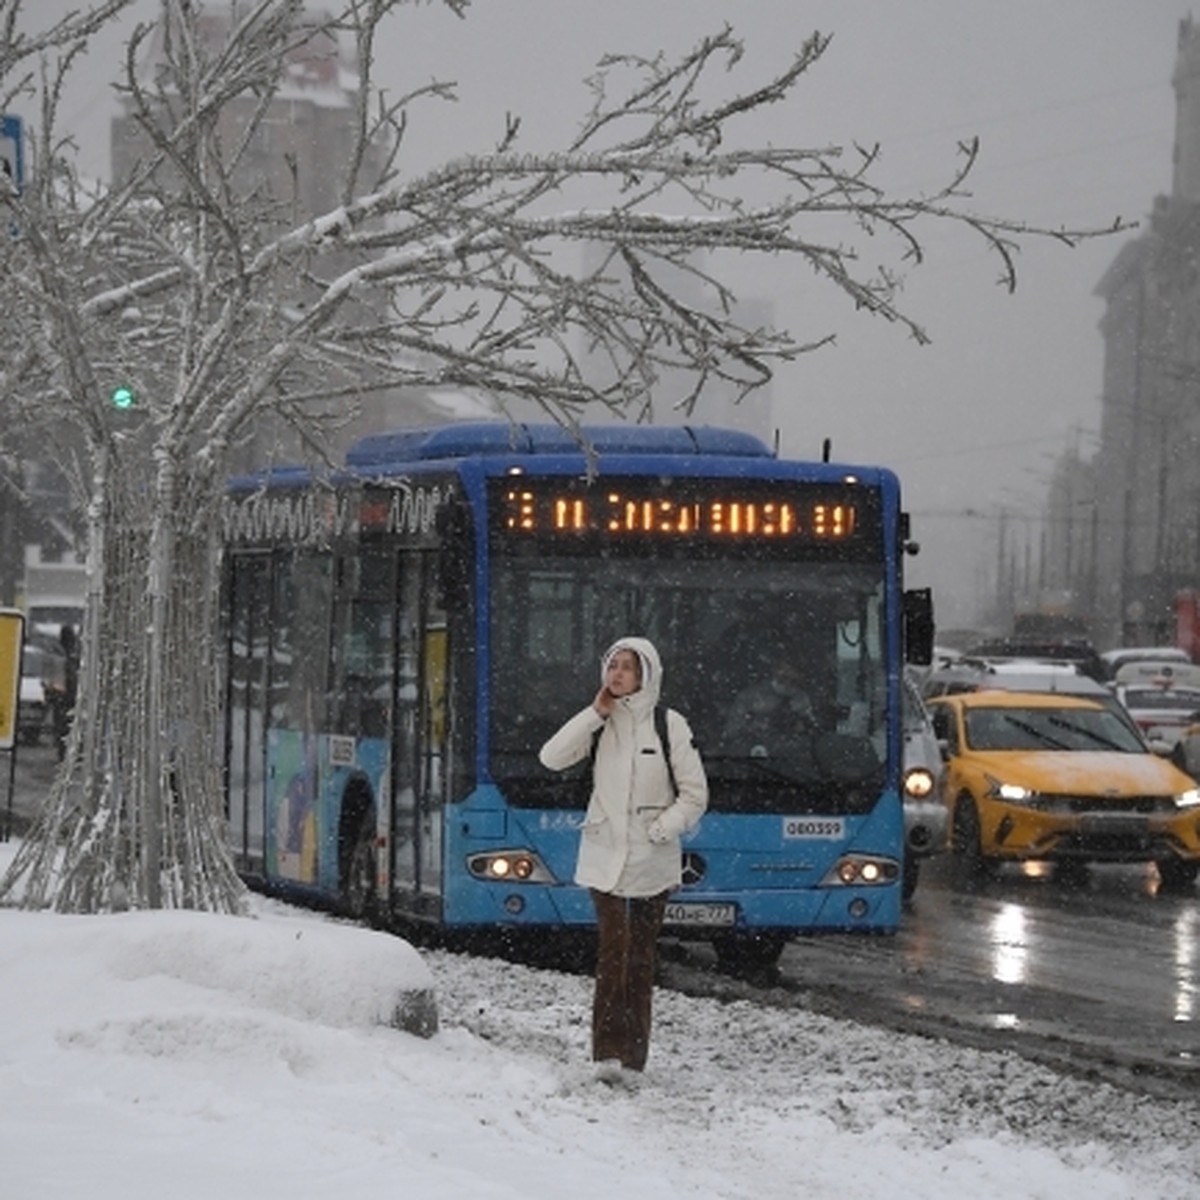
[539, 636, 708, 1074]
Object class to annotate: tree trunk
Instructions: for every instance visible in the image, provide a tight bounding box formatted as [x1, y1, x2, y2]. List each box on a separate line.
[1, 443, 246, 914]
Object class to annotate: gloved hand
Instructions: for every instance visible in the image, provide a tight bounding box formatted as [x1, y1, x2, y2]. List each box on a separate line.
[646, 818, 670, 845]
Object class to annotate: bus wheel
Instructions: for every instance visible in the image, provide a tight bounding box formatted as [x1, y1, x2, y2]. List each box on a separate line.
[341, 810, 377, 922]
[951, 795, 993, 886]
[713, 932, 787, 978]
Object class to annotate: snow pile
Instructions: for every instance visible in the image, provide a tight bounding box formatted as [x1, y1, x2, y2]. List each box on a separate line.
[0, 859, 1196, 1199]
[0, 905, 437, 1035]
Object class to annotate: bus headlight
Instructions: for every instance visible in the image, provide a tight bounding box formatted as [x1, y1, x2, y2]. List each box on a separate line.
[820, 854, 900, 887]
[904, 767, 935, 799]
[467, 850, 556, 884]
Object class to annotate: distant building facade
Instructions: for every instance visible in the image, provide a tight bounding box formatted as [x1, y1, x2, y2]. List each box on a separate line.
[110, 6, 356, 224]
[1049, 16, 1200, 649]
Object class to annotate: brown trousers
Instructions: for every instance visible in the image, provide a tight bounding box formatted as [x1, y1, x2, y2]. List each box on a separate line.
[589, 888, 670, 1071]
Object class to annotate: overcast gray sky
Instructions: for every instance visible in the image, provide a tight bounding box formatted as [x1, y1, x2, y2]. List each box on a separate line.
[14, 1, 1193, 627]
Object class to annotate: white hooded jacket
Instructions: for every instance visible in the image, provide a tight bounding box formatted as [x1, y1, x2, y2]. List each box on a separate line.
[538, 637, 709, 896]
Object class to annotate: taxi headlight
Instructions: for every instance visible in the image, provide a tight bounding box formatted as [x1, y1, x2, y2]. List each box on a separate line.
[1174, 788, 1200, 810]
[904, 767, 935, 799]
[993, 781, 1033, 803]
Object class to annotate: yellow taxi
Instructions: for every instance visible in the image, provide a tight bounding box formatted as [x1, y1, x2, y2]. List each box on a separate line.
[925, 690, 1200, 888]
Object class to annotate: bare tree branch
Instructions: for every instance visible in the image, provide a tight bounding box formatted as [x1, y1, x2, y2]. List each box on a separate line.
[0, 0, 1133, 913]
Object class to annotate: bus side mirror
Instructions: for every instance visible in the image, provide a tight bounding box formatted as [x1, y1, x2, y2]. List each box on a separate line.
[904, 587, 934, 666]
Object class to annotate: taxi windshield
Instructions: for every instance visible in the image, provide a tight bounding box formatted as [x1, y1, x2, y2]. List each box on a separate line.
[965, 705, 1146, 754]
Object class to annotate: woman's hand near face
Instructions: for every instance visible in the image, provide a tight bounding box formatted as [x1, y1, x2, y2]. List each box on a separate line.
[593, 686, 615, 718]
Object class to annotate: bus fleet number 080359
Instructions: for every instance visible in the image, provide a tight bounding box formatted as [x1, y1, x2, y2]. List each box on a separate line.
[782, 817, 846, 840]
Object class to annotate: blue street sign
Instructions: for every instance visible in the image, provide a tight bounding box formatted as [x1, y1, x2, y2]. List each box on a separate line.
[1, 114, 24, 192]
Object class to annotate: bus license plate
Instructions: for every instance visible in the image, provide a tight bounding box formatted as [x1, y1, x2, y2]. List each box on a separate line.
[782, 816, 846, 840]
[664, 902, 737, 927]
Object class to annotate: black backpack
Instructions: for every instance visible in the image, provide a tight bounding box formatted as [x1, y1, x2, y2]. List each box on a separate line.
[589, 703, 679, 797]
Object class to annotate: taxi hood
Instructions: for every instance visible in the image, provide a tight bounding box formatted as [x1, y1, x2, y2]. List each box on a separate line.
[965, 749, 1195, 797]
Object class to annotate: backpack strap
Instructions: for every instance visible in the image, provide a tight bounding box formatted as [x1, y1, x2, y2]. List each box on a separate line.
[590, 704, 677, 796]
[655, 703, 679, 798]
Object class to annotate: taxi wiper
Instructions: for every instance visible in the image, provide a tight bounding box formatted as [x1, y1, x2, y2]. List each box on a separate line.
[999, 714, 1071, 751]
[1044, 716, 1130, 752]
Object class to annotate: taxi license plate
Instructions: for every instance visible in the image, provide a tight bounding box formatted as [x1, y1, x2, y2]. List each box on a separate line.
[1080, 813, 1149, 836]
[664, 902, 737, 927]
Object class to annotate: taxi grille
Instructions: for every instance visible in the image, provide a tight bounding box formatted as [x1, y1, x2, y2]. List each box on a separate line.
[1040, 794, 1177, 813]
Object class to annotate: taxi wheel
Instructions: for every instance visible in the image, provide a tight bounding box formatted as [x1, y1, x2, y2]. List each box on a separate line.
[1156, 859, 1199, 891]
[951, 794, 993, 883]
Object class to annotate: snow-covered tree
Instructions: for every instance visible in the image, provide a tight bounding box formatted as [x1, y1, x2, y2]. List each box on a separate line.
[0, 0, 1129, 913]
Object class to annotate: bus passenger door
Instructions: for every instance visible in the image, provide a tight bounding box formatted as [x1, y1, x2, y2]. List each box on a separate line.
[225, 552, 271, 875]
[419, 622, 448, 896]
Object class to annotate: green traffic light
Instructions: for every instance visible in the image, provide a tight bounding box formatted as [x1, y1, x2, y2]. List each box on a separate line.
[110, 386, 135, 410]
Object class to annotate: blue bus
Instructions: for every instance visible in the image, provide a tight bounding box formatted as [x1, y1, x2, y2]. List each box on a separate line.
[221, 422, 932, 968]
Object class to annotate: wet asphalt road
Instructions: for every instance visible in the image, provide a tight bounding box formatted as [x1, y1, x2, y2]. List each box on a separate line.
[663, 855, 1200, 1100]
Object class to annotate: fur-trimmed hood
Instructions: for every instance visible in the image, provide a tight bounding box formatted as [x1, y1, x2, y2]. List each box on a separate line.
[599, 636, 662, 714]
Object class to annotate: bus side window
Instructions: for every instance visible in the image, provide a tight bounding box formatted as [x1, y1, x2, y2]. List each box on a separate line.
[273, 552, 332, 734]
[329, 547, 394, 739]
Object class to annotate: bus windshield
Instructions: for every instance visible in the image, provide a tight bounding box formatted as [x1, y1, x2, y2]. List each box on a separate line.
[489, 553, 888, 814]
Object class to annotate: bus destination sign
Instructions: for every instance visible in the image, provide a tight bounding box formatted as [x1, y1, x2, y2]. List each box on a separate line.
[493, 479, 873, 544]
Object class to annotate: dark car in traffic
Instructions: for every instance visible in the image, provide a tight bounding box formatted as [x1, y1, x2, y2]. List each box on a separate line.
[17, 633, 67, 746]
